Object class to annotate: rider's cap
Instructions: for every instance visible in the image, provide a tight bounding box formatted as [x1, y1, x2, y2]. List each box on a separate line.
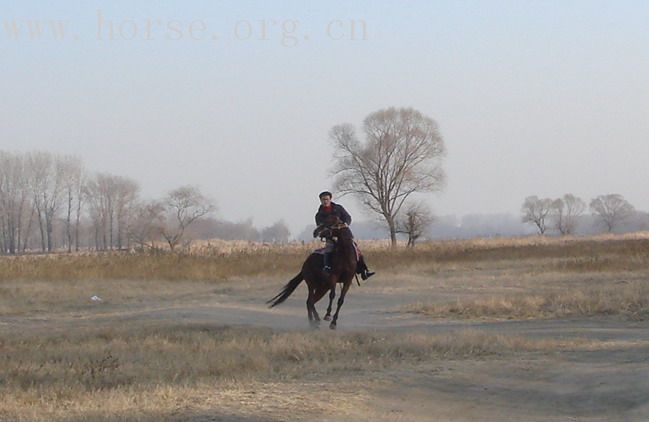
[319, 191, 333, 199]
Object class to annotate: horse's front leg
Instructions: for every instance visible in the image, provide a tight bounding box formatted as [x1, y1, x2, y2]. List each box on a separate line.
[330, 280, 351, 330]
[324, 285, 336, 321]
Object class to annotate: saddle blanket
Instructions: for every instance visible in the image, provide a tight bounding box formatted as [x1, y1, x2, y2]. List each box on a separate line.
[314, 241, 360, 261]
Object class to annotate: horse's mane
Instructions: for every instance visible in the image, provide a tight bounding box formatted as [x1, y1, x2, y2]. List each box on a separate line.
[335, 225, 354, 241]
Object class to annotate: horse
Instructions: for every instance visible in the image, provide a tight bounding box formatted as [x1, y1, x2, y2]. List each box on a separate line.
[267, 215, 357, 329]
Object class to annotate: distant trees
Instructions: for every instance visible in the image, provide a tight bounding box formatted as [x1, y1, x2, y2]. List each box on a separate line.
[522, 193, 636, 235]
[27, 151, 65, 253]
[184, 217, 262, 242]
[261, 220, 291, 243]
[128, 200, 165, 250]
[330, 107, 445, 247]
[521, 196, 553, 234]
[590, 194, 634, 232]
[0, 150, 225, 254]
[213, 218, 260, 241]
[0, 151, 31, 254]
[396, 202, 434, 247]
[551, 194, 586, 235]
[85, 173, 139, 250]
[0, 151, 84, 253]
[6, 146, 648, 253]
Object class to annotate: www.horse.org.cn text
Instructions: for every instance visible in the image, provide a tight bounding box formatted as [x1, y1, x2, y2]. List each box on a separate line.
[1, 10, 369, 46]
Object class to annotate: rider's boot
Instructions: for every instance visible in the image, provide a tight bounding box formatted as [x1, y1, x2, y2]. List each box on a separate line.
[361, 268, 375, 280]
[323, 253, 332, 273]
[358, 255, 375, 280]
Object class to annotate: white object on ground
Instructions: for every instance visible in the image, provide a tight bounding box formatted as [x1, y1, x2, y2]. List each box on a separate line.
[90, 295, 102, 302]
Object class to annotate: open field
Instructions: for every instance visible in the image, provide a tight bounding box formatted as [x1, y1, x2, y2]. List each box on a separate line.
[1, 234, 649, 420]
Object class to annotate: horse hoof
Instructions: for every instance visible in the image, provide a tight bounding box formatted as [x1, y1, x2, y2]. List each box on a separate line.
[329, 322, 337, 330]
[324, 315, 331, 321]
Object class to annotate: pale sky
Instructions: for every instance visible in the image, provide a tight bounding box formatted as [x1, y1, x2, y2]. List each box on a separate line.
[2, 1, 649, 235]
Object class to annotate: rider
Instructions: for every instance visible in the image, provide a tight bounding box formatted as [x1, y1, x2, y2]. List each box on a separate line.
[314, 191, 375, 280]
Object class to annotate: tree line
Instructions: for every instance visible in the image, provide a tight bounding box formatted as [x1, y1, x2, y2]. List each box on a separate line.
[15, 108, 642, 251]
[0, 151, 291, 255]
[522, 193, 637, 235]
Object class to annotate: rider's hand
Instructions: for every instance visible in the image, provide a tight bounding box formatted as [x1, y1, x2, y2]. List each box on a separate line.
[312, 227, 319, 238]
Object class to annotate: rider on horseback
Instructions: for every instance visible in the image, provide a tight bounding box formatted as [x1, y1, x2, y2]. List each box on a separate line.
[314, 191, 375, 280]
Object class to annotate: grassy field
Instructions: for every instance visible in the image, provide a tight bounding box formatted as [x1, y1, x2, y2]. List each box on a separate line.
[404, 281, 649, 320]
[2, 233, 649, 420]
[1, 324, 594, 421]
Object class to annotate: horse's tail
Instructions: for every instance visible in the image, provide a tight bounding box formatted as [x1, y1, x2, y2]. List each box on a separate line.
[267, 272, 304, 308]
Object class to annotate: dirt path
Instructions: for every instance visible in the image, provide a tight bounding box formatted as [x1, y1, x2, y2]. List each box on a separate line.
[3, 279, 649, 421]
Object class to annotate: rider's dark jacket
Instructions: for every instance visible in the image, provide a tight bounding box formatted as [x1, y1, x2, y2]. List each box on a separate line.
[315, 202, 352, 226]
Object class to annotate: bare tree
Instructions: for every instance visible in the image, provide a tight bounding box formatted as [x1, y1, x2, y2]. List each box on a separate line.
[59, 156, 84, 252]
[161, 186, 215, 251]
[25, 152, 67, 252]
[261, 220, 291, 243]
[396, 202, 434, 247]
[551, 194, 586, 235]
[84, 173, 139, 250]
[26, 152, 50, 252]
[114, 177, 139, 249]
[73, 167, 86, 251]
[85, 173, 112, 250]
[128, 200, 165, 250]
[84, 176, 105, 250]
[521, 196, 553, 234]
[0, 152, 31, 254]
[330, 107, 446, 247]
[590, 194, 634, 232]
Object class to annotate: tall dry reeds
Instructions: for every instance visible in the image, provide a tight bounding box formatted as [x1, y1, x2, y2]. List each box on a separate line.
[3, 234, 649, 282]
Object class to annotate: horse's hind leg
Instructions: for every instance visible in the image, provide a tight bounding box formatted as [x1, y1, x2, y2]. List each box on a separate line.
[306, 288, 318, 328]
[310, 287, 329, 324]
[324, 286, 336, 321]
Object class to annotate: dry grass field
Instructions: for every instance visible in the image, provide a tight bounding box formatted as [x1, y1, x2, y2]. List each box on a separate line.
[1, 233, 649, 420]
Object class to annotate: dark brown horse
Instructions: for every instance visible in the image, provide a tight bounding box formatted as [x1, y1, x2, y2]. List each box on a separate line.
[267, 216, 357, 329]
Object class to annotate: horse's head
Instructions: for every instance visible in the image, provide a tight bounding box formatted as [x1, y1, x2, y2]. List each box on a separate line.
[314, 215, 350, 239]
[326, 215, 353, 240]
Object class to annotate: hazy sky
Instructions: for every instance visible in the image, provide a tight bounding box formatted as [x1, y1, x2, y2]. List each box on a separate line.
[2, 1, 649, 235]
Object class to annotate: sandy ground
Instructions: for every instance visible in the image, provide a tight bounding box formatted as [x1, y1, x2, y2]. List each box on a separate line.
[2, 273, 649, 421]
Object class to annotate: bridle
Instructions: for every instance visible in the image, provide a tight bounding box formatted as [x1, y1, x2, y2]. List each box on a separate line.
[317, 222, 348, 239]
[328, 222, 349, 231]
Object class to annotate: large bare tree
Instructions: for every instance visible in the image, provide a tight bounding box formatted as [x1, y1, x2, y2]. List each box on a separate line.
[330, 107, 445, 247]
[521, 196, 553, 234]
[590, 194, 634, 232]
[551, 194, 586, 235]
[396, 201, 434, 248]
[161, 186, 215, 251]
